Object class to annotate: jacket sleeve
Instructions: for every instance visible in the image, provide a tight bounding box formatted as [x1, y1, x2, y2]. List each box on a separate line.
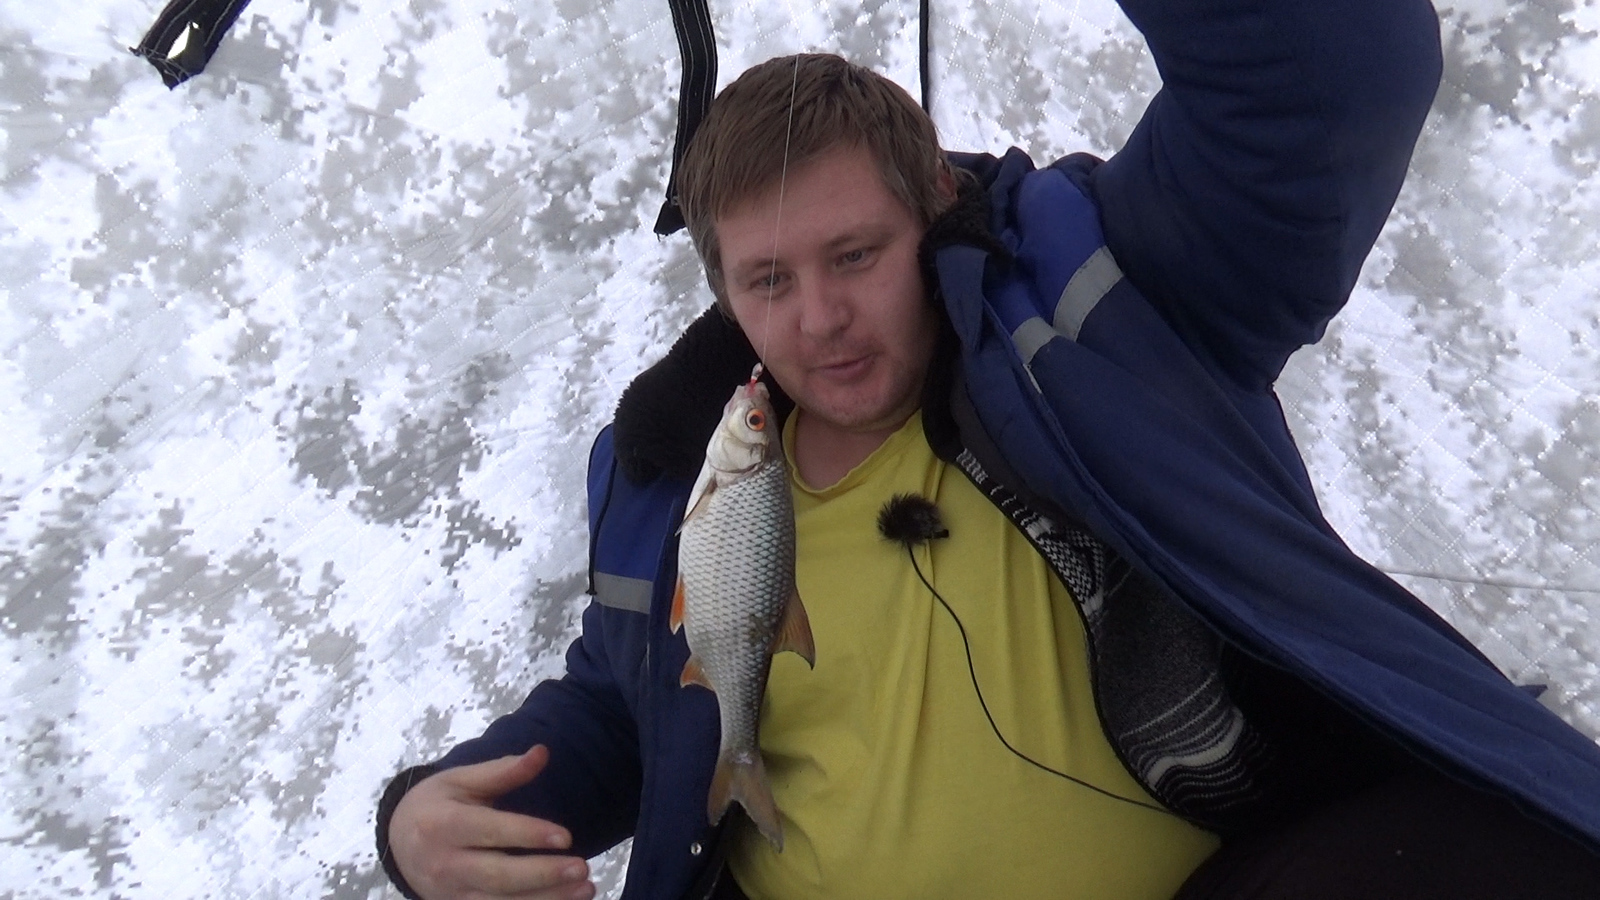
[429, 599, 646, 857]
[375, 429, 647, 887]
[1092, 0, 1442, 391]
[374, 603, 644, 895]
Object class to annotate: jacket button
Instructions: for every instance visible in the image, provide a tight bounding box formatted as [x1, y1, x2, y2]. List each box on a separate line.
[690, 841, 704, 856]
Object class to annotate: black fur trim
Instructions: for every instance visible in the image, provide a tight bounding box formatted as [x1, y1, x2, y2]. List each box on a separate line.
[612, 307, 793, 483]
[918, 167, 1012, 288]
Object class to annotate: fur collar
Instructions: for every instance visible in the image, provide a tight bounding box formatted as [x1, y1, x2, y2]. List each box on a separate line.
[611, 168, 1001, 484]
[611, 308, 794, 482]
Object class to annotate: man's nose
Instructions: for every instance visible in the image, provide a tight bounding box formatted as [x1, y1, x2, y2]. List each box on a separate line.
[797, 274, 850, 338]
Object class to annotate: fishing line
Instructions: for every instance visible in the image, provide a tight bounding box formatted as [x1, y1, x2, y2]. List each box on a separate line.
[755, 52, 803, 370]
[878, 494, 1177, 818]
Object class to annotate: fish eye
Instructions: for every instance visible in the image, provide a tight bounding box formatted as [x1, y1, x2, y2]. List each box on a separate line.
[745, 410, 766, 431]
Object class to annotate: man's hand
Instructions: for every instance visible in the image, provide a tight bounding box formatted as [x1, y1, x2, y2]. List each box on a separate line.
[387, 745, 596, 900]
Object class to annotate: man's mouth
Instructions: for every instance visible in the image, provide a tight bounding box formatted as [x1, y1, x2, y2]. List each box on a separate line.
[813, 354, 872, 380]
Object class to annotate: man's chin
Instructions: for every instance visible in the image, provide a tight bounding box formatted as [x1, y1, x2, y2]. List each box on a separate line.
[797, 395, 917, 436]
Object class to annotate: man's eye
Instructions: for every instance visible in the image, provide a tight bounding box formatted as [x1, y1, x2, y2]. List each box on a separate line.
[841, 248, 868, 265]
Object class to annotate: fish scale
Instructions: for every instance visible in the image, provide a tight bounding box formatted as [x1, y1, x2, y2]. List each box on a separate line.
[680, 460, 795, 753]
[672, 378, 814, 851]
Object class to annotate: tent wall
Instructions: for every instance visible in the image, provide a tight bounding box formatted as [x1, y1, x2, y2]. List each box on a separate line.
[1, 1, 1596, 896]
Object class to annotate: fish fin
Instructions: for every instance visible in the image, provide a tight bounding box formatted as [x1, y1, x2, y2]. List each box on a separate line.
[770, 588, 816, 668]
[680, 465, 717, 529]
[679, 654, 713, 690]
[709, 749, 784, 851]
[670, 578, 686, 633]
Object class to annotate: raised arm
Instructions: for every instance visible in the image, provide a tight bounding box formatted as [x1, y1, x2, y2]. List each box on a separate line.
[1092, 0, 1442, 390]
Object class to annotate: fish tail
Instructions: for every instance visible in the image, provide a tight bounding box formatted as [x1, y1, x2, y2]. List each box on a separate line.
[708, 748, 784, 851]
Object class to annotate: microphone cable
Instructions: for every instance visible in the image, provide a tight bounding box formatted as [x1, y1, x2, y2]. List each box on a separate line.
[877, 493, 1177, 818]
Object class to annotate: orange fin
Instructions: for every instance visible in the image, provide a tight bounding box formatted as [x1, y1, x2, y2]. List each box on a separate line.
[669, 578, 686, 633]
[770, 588, 815, 668]
[680, 654, 714, 690]
[708, 749, 784, 851]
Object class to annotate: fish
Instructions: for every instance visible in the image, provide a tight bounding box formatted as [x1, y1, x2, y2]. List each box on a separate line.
[672, 370, 815, 851]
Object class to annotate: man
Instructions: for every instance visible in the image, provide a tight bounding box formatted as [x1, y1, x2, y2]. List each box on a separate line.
[377, 1, 1600, 897]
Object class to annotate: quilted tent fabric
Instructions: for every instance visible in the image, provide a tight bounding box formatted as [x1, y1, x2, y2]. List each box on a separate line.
[1, 0, 1596, 896]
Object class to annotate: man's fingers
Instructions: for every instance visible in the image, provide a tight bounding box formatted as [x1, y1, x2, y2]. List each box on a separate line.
[441, 744, 553, 801]
[387, 747, 584, 898]
[451, 804, 574, 854]
[452, 848, 591, 898]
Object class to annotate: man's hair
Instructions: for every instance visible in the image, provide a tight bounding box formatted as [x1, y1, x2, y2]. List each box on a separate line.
[676, 54, 951, 308]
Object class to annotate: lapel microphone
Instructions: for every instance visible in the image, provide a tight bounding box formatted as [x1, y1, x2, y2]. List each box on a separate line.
[877, 493, 949, 547]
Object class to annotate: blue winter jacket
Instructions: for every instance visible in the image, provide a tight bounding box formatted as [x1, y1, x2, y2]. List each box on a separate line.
[378, 0, 1600, 897]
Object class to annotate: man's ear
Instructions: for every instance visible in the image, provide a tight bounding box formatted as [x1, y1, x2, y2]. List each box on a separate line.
[936, 163, 957, 208]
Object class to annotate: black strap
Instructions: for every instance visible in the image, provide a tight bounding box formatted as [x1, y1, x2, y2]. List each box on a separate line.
[131, 0, 253, 88]
[919, 0, 933, 113]
[655, 0, 718, 235]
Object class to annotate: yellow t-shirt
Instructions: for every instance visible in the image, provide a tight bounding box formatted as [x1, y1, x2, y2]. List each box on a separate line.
[725, 412, 1218, 899]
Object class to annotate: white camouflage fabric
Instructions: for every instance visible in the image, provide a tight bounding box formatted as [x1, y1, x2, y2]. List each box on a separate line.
[2, 0, 1596, 896]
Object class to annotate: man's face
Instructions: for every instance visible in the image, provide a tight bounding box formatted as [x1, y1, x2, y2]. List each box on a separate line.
[716, 145, 941, 439]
